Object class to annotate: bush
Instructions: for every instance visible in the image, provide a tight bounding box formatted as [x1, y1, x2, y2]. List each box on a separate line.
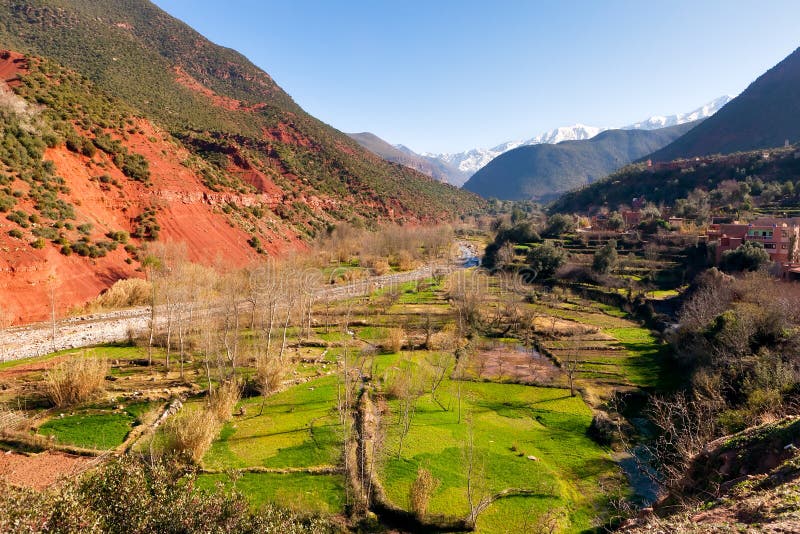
[526, 243, 566, 280]
[0, 456, 334, 534]
[163, 409, 218, 464]
[542, 213, 576, 238]
[85, 278, 150, 311]
[409, 467, 440, 518]
[43, 357, 108, 407]
[121, 153, 151, 183]
[254, 358, 285, 399]
[720, 241, 771, 272]
[209, 380, 241, 424]
[383, 327, 405, 353]
[592, 239, 618, 274]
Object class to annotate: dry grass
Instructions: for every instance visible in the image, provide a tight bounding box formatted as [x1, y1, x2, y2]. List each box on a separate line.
[163, 409, 218, 463]
[209, 380, 241, 424]
[43, 357, 108, 407]
[409, 467, 440, 518]
[383, 327, 405, 353]
[164, 381, 242, 463]
[81, 278, 151, 312]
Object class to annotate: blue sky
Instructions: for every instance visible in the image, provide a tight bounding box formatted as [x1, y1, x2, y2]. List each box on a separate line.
[153, 0, 800, 154]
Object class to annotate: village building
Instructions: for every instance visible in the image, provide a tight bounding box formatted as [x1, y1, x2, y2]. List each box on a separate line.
[707, 217, 800, 264]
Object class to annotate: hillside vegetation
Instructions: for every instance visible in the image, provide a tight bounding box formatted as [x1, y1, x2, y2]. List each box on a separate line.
[0, 0, 483, 323]
[551, 145, 800, 214]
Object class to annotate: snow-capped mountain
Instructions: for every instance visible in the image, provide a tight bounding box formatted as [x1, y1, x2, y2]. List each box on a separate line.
[421, 95, 734, 177]
[623, 95, 734, 130]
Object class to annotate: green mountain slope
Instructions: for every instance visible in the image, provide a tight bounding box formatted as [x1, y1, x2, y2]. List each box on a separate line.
[550, 145, 800, 214]
[462, 122, 697, 201]
[347, 132, 467, 185]
[648, 46, 800, 161]
[0, 0, 482, 221]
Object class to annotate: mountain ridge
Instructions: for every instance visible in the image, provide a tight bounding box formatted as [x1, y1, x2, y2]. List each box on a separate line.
[647, 47, 800, 161]
[0, 0, 483, 323]
[419, 96, 733, 177]
[462, 121, 698, 201]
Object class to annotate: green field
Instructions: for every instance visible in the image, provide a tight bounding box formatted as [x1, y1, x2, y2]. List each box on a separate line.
[379, 378, 621, 532]
[197, 471, 346, 514]
[201, 373, 347, 515]
[38, 402, 152, 450]
[204, 375, 341, 470]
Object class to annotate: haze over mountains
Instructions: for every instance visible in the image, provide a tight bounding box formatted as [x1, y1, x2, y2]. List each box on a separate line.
[352, 96, 733, 186]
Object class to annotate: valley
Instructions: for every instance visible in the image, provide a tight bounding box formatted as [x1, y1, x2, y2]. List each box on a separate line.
[1, 1, 800, 533]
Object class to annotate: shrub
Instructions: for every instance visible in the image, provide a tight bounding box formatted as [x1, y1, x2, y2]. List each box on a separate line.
[0, 456, 334, 533]
[85, 278, 150, 311]
[542, 213, 576, 238]
[526, 243, 566, 280]
[255, 358, 285, 398]
[365, 256, 390, 275]
[409, 468, 440, 518]
[30, 237, 46, 249]
[383, 327, 405, 353]
[162, 409, 218, 464]
[8, 228, 23, 239]
[43, 357, 108, 407]
[209, 380, 241, 424]
[121, 153, 151, 183]
[592, 239, 618, 274]
[720, 241, 771, 272]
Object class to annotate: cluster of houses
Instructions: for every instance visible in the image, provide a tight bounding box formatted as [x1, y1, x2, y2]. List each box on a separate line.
[589, 197, 684, 231]
[588, 197, 800, 280]
[706, 217, 800, 280]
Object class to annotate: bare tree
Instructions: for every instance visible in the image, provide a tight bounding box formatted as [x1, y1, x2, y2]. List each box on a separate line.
[426, 351, 453, 410]
[141, 254, 162, 366]
[564, 346, 581, 397]
[47, 273, 57, 353]
[463, 415, 490, 527]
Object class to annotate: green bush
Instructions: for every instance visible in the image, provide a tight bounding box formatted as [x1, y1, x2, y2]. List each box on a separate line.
[592, 239, 618, 274]
[526, 243, 567, 280]
[121, 153, 151, 183]
[0, 456, 334, 534]
[720, 241, 771, 272]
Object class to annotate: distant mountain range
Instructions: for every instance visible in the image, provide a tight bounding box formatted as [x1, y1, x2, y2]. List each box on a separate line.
[346, 133, 469, 185]
[551, 45, 800, 213]
[462, 122, 698, 201]
[422, 96, 733, 177]
[648, 47, 800, 161]
[351, 96, 733, 186]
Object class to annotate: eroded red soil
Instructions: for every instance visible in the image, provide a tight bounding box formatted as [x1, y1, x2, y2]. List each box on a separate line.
[0, 450, 93, 489]
[0, 51, 28, 87]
